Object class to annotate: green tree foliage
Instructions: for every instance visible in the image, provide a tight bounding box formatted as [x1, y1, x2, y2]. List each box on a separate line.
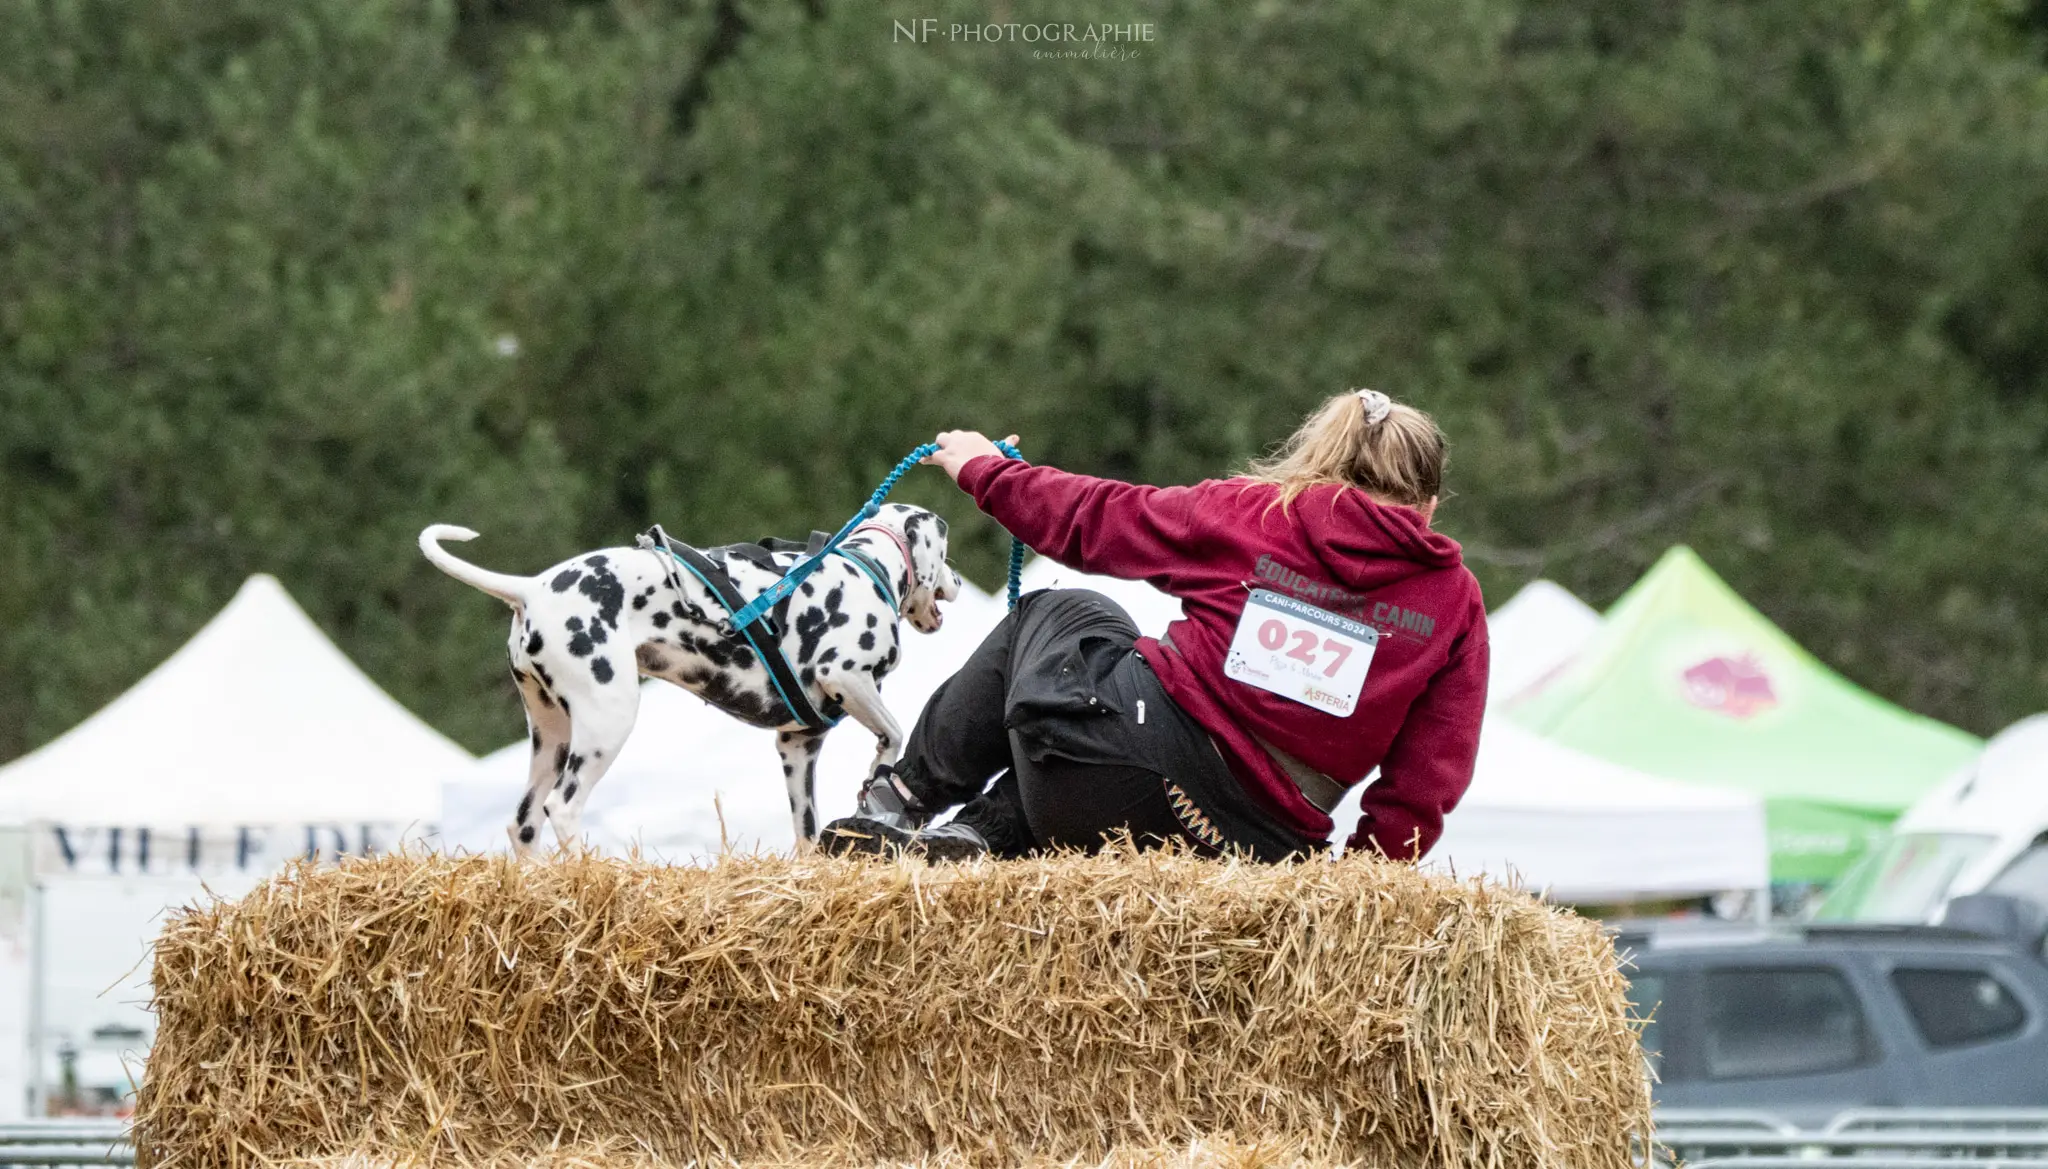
[3, 0, 2044, 757]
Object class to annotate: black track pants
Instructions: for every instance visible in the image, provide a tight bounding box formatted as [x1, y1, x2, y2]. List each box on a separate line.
[893, 589, 1315, 861]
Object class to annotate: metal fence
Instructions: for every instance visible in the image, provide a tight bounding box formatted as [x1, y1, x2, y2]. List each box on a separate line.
[0, 1123, 132, 1168]
[1654, 1108, 2048, 1167]
[3, 1111, 2048, 1167]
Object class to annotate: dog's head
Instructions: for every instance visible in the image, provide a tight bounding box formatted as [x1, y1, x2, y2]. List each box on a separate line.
[879, 504, 960, 634]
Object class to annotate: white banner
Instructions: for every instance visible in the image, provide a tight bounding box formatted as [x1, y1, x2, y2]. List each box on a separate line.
[28, 822, 431, 878]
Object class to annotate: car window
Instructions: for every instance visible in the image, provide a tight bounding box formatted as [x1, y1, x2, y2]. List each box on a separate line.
[1985, 842, 2048, 906]
[1703, 967, 1874, 1079]
[1627, 973, 1665, 1075]
[1890, 967, 2028, 1049]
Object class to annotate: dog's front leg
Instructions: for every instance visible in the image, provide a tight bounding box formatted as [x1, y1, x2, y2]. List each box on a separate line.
[774, 729, 827, 845]
[821, 669, 904, 787]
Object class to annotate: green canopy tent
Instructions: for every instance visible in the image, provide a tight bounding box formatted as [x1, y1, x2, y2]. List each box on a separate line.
[1506, 547, 1979, 883]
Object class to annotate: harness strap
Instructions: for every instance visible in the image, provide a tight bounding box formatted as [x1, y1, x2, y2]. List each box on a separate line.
[640, 525, 837, 731]
[836, 544, 899, 610]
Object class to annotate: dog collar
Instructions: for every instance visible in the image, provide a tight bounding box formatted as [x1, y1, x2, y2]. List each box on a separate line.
[849, 522, 915, 608]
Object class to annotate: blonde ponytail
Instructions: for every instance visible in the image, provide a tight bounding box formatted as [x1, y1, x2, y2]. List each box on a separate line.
[1239, 388, 1446, 512]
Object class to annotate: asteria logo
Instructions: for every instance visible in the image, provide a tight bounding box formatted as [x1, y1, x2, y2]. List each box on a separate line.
[1682, 654, 1778, 718]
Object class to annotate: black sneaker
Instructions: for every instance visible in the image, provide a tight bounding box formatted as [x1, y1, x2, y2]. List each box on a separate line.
[818, 766, 925, 856]
[817, 767, 991, 861]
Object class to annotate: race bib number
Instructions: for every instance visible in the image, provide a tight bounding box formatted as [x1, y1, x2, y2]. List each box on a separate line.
[1223, 589, 1378, 717]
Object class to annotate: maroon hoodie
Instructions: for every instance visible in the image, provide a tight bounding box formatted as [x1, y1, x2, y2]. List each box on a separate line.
[957, 456, 1489, 859]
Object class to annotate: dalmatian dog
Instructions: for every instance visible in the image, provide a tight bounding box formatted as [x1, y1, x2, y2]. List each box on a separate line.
[418, 504, 959, 857]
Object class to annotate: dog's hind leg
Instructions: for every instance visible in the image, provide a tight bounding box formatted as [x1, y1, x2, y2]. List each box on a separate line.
[821, 668, 904, 786]
[774, 729, 827, 845]
[510, 673, 571, 859]
[542, 676, 639, 852]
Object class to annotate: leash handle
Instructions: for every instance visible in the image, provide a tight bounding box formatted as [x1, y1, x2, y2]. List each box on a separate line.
[726, 439, 1028, 634]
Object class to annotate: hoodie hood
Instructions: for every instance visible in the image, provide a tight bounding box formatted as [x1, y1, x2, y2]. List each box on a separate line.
[1281, 483, 1465, 591]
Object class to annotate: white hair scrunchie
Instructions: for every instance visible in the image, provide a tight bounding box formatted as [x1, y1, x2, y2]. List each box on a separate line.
[1353, 388, 1392, 425]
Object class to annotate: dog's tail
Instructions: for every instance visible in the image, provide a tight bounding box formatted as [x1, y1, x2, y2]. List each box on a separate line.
[419, 525, 531, 607]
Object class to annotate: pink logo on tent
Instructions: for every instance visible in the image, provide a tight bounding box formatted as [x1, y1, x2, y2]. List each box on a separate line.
[1682, 654, 1777, 718]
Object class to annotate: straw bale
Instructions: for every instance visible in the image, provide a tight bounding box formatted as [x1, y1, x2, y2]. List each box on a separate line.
[134, 850, 1649, 1168]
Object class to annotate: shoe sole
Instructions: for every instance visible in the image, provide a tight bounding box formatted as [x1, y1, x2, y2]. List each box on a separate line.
[817, 817, 918, 858]
[818, 818, 987, 863]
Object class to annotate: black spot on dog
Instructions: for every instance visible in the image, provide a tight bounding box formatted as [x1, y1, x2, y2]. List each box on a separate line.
[534, 663, 555, 688]
[585, 555, 608, 568]
[800, 666, 815, 686]
[566, 616, 584, 631]
[866, 613, 878, 628]
[526, 630, 544, 655]
[859, 631, 876, 651]
[801, 582, 814, 597]
[822, 584, 852, 629]
[517, 793, 533, 822]
[567, 753, 585, 774]
[559, 696, 571, 716]
[551, 569, 583, 593]
[731, 645, 755, 670]
[883, 647, 899, 670]
[579, 564, 625, 629]
[819, 647, 838, 664]
[677, 629, 737, 669]
[672, 601, 689, 618]
[795, 606, 831, 663]
[554, 745, 569, 773]
[698, 669, 779, 727]
[589, 621, 608, 645]
[519, 825, 536, 843]
[530, 728, 541, 750]
[569, 630, 594, 657]
[536, 689, 555, 709]
[652, 610, 671, 629]
[564, 781, 578, 801]
[591, 656, 614, 683]
[632, 594, 648, 610]
[782, 760, 793, 775]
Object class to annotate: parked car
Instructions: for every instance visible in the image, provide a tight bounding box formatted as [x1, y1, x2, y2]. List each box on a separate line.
[1618, 894, 2048, 1128]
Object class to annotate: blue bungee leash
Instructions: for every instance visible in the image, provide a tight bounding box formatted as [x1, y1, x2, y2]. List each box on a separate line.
[725, 440, 1026, 634]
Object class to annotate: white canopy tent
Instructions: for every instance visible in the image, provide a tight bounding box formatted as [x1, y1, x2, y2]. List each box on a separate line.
[0, 574, 463, 834]
[1484, 579, 1602, 706]
[0, 574, 470, 1116]
[1426, 720, 1769, 901]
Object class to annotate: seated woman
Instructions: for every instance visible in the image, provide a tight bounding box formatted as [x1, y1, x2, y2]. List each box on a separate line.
[819, 389, 1489, 863]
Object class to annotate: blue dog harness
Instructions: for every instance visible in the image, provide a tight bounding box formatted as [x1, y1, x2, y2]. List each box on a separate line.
[640, 525, 902, 731]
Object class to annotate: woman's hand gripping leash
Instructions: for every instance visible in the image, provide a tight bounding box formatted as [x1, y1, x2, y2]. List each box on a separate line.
[924, 431, 1022, 483]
